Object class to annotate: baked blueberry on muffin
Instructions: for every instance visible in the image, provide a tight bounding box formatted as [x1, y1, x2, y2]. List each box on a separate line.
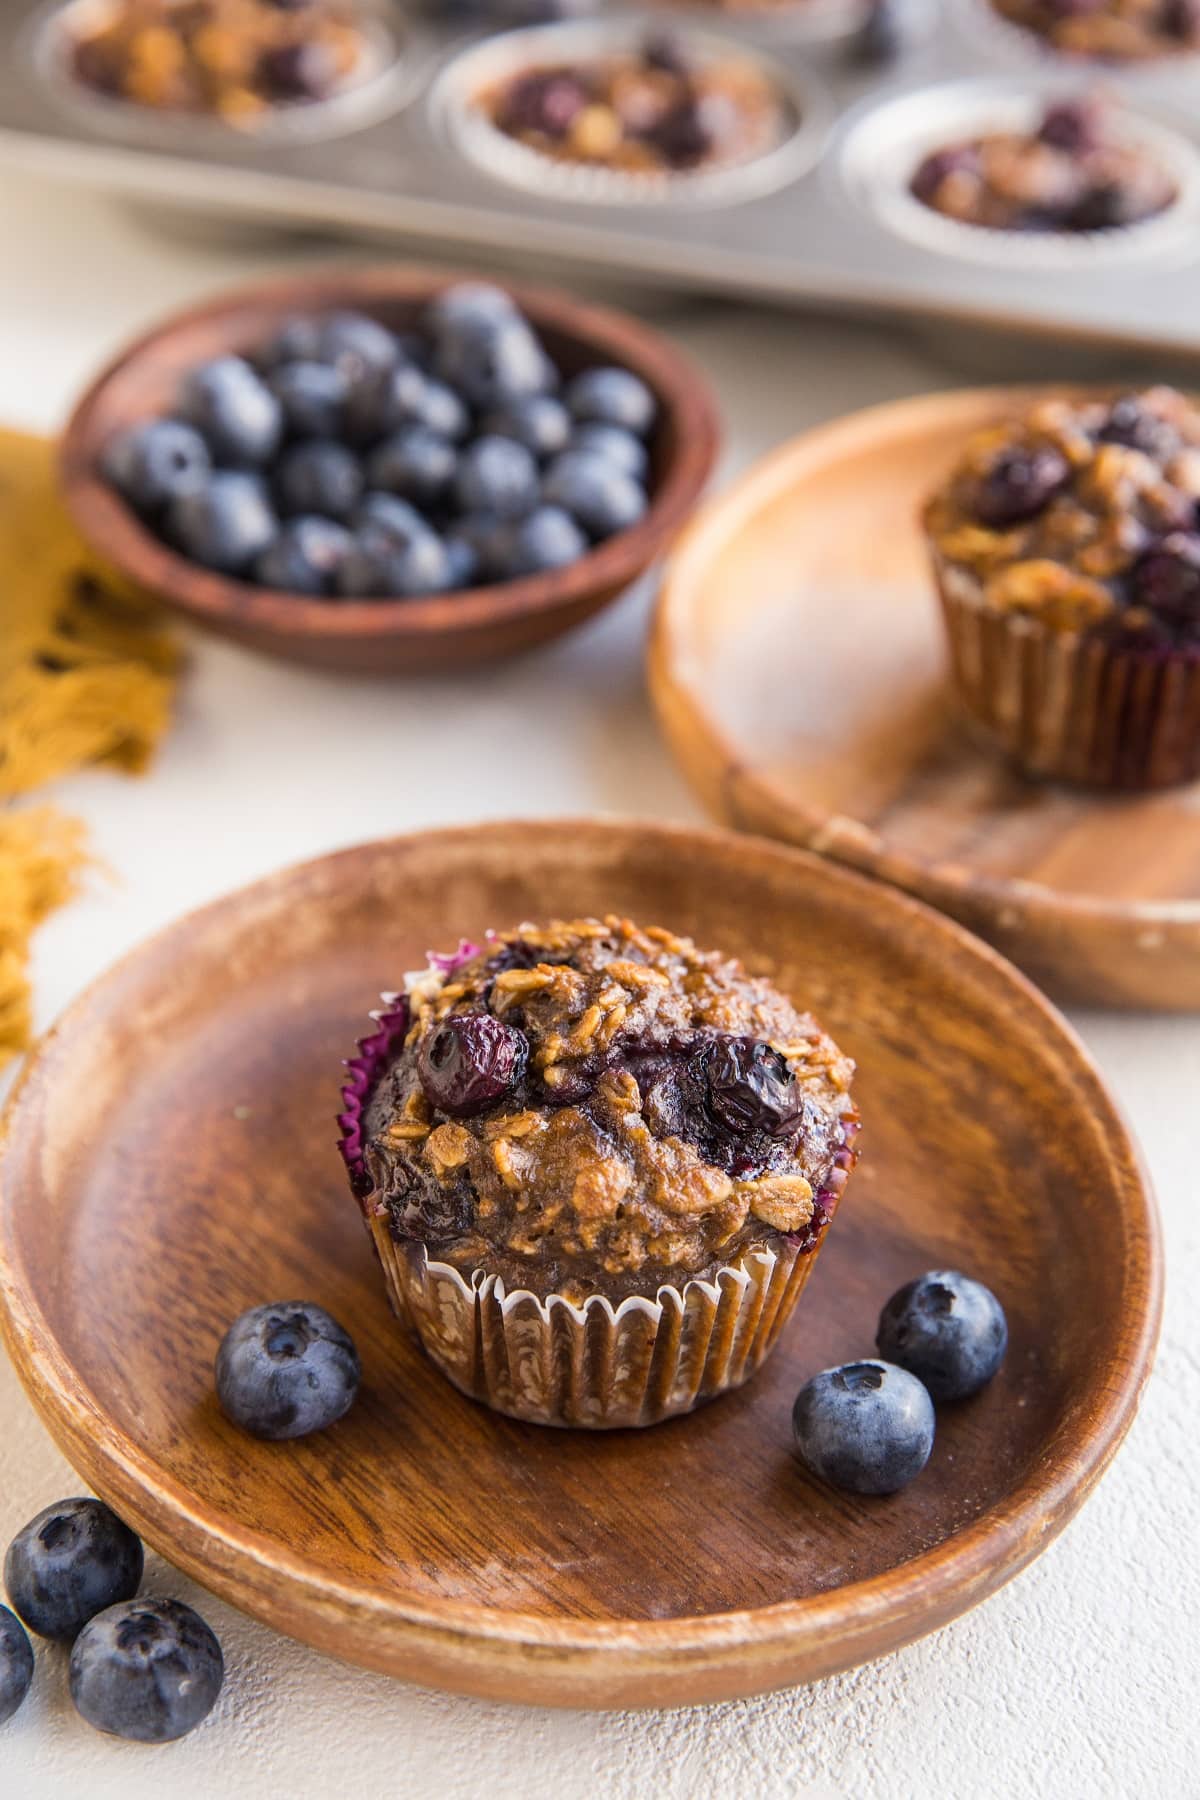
[340, 917, 858, 1427]
[924, 387, 1200, 787]
[910, 99, 1176, 235]
[990, 0, 1200, 61]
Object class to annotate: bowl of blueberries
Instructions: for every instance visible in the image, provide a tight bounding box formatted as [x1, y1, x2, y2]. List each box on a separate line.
[59, 266, 721, 672]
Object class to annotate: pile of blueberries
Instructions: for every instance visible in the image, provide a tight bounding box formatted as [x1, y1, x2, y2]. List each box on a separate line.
[792, 1270, 1008, 1495]
[102, 283, 658, 600]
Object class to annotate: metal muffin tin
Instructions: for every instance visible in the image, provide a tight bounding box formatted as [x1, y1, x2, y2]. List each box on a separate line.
[2, 0, 1199, 355]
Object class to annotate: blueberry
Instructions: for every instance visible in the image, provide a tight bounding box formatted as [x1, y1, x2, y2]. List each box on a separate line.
[483, 394, 572, 460]
[102, 418, 211, 514]
[216, 1300, 360, 1438]
[336, 523, 455, 598]
[542, 451, 647, 538]
[4, 1499, 143, 1642]
[494, 504, 588, 577]
[497, 69, 589, 137]
[261, 314, 323, 368]
[436, 316, 554, 410]
[455, 435, 540, 521]
[313, 310, 398, 381]
[447, 512, 508, 583]
[911, 145, 981, 205]
[345, 360, 436, 443]
[876, 1270, 1008, 1402]
[1131, 533, 1200, 626]
[1038, 98, 1102, 154]
[267, 360, 349, 439]
[419, 1013, 529, 1117]
[570, 421, 649, 480]
[566, 366, 656, 436]
[418, 378, 472, 444]
[168, 472, 277, 573]
[367, 425, 457, 508]
[356, 490, 431, 541]
[69, 1599, 222, 1743]
[254, 516, 352, 595]
[698, 1034, 804, 1141]
[256, 39, 338, 103]
[443, 527, 483, 588]
[971, 445, 1069, 527]
[1100, 395, 1178, 463]
[177, 356, 282, 466]
[426, 282, 518, 340]
[0, 1606, 34, 1725]
[792, 1361, 935, 1496]
[275, 439, 363, 521]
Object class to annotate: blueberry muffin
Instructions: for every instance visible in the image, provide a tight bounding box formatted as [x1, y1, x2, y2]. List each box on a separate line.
[924, 387, 1200, 786]
[989, 0, 1200, 61]
[910, 99, 1176, 235]
[340, 917, 859, 1427]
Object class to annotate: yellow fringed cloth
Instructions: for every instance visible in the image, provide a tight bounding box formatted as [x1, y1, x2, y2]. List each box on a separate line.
[1, 426, 178, 1069]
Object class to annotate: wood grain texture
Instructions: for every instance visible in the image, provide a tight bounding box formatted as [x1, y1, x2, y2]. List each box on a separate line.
[59, 266, 721, 672]
[649, 387, 1200, 1010]
[0, 820, 1160, 1708]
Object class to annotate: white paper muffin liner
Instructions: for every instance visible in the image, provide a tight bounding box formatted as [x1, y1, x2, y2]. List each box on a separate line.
[31, 0, 414, 146]
[839, 79, 1200, 267]
[432, 16, 829, 209]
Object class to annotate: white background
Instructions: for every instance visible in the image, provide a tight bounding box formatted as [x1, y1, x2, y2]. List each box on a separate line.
[1, 170, 1198, 1799]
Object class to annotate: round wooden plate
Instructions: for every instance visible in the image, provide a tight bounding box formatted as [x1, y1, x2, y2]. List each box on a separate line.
[649, 388, 1200, 1010]
[0, 821, 1159, 1709]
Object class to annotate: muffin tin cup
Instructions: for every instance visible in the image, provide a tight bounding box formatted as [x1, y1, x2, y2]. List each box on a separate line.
[932, 549, 1200, 789]
[839, 79, 1200, 268]
[370, 1226, 828, 1430]
[433, 16, 829, 210]
[32, 0, 415, 148]
[648, 0, 878, 48]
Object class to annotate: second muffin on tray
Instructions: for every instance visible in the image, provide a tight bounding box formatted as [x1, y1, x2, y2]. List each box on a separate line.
[340, 916, 859, 1427]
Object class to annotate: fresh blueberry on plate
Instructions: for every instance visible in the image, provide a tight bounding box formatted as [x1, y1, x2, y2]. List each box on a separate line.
[168, 472, 277, 573]
[4, 1499, 144, 1642]
[569, 421, 649, 480]
[267, 360, 348, 440]
[274, 439, 363, 522]
[483, 394, 572, 460]
[792, 1360, 935, 1495]
[876, 1270, 1008, 1401]
[69, 1599, 223, 1744]
[254, 516, 352, 595]
[102, 418, 211, 514]
[0, 1606, 34, 1725]
[367, 424, 457, 508]
[542, 451, 647, 537]
[177, 355, 283, 466]
[216, 1300, 361, 1439]
[566, 366, 656, 435]
[454, 434, 540, 520]
[496, 504, 588, 576]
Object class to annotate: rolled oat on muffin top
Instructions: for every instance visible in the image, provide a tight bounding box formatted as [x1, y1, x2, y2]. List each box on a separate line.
[352, 916, 858, 1305]
[924, 387, 1200, 642]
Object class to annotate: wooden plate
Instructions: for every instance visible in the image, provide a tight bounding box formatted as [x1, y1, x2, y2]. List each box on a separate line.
[0, 821, 1159, 1708]
[649, 388, 1200, 1010]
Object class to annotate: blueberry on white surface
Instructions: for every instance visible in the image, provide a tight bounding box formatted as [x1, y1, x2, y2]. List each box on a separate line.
[876, 1270, 1008, 1402]
[542, 451, 647, 537]
[367, 424, 458, 508]
[69, 1599, 223, 1744]
[566, 365, 657, 435]
[102, 418, 211, 514]
[274, 439, 363, 521]
[4, 1499, 144, 1642]
[0, 1606, 34, 1725]
[267, 360, 349, 440]
[570, 420, 649, 480]
[177, 355, 283, 466]
[454, 434, 540, 521]
[216, 1301, 360, 1438]
[254, 516, 352, 595]
[792, 1360, 935, 1496]
[168, 472, 278, 573]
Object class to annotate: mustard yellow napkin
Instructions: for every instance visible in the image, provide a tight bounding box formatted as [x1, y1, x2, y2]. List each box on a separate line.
[0, 427, 178, 1068]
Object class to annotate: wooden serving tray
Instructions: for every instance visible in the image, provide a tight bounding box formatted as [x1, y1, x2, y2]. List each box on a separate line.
[0, 821, 1159, 1707]
[649, 389, 1200, 1010]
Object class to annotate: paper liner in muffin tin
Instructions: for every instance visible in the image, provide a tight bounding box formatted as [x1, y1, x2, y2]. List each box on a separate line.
[32, 0, 415, 147]
[932, 550, 1200, 789]
[839, 79, 1200, 267]
[432, 16, 830, 209]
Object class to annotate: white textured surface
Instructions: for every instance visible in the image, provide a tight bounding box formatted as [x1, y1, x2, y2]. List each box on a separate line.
[0, 173, 1197, 1800]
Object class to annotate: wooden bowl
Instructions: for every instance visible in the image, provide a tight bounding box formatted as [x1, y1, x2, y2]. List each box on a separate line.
[59, 267, 720, 674]
[0, 820, 1159, 1708]
[650, 388, 1200, 1010]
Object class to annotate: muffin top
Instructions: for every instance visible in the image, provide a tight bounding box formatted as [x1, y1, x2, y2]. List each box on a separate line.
[359, 917, 857, 1303]
[910, 99, 1176, 235]
[990, 0, 1200, 60]
[924, 387, 1200, 643]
